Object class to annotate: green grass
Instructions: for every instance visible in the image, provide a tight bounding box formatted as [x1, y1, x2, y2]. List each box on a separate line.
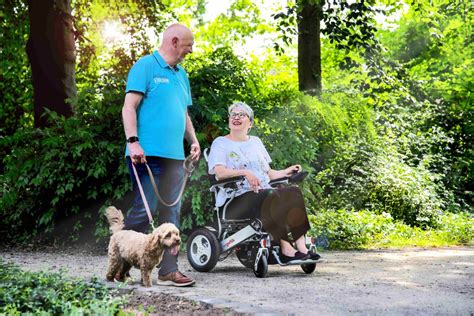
[0, 259, 126, 315]
[372, 225, 472, 248]
[309, 210, 474, 250]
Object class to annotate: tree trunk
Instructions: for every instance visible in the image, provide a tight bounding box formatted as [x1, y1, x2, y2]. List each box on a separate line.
[26, 0, 76, 128]
[298, 1, 322, 96]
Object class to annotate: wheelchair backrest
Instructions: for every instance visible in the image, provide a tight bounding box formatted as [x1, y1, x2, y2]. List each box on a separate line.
[203, 148, 211, 163]
[204, 148, 219, 185]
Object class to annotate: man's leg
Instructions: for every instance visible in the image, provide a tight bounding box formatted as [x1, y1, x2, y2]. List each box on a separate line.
[156, 158, 195, 286]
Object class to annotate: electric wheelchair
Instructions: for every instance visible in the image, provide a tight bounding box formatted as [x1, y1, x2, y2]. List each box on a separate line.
[186, 149, 320, 278]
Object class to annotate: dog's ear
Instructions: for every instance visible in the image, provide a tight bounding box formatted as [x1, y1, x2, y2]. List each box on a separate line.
[151, 229, 163, 249]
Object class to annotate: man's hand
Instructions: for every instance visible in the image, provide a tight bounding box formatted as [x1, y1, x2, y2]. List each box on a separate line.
[190, 142, 201, 161]
[129, 142, 147, 164]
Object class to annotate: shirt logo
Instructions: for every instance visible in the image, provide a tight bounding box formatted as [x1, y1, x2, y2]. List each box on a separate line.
[154, 77, 169, 84]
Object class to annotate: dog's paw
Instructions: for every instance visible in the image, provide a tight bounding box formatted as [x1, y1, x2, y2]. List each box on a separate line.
[114, 274, 134, 284]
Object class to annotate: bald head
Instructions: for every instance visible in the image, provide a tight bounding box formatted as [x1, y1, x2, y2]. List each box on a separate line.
[159, 23, 194, 67]
[162, 23, 193, 44]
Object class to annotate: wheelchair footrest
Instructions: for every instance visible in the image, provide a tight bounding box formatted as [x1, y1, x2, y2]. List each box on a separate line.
[270, 250, 322, 266]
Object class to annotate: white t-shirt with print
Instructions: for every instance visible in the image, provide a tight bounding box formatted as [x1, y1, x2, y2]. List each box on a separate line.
[208, 136, 272, 206]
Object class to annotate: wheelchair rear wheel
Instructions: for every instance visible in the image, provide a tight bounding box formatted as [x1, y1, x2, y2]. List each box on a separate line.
[187, 228, 221, 272]
[235, 247, 256, 269]
[301, 262, 316, 274]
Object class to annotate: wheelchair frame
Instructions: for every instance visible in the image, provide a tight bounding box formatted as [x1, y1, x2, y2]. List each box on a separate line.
[186, 149, 320, 278]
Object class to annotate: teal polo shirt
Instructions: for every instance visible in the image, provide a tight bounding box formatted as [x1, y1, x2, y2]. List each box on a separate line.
[125, 51, 192, 160]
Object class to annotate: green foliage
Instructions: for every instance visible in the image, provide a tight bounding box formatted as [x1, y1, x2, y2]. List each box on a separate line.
[256, 95, 323, 169]
[273, 0, 386, 54]
[0, 110, 130, 240]
[0, 0, 33, 136]
[309, 210, 394, 249]
[0, 0, 472, 247]
[195, 0, 267, 47]
[434, 212, 474, 244]
[309, 210, 474, 249]
[0, 259, 125, 314]
[317, 143, 445, 226]
[185, 47, 262, 143]
[376, 0, 474, 210]
[0, 0, 177, 240]
[363, 149, 444, 226]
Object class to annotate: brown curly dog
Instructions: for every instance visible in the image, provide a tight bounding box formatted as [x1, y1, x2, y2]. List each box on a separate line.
[105, 206, 181, 287]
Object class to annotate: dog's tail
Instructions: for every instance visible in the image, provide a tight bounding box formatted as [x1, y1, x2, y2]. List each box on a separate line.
[105, 206, 124, 234]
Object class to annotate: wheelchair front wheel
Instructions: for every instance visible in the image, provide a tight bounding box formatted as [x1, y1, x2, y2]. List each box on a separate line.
[301, 262, 316, 274]
[253, 253, 268, 278]
[187, 228, 221, 272]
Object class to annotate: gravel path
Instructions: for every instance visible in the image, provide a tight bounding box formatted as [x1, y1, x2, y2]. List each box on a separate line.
[2, 246, 473, 315]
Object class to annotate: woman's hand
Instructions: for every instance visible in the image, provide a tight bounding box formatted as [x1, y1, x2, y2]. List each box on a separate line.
[213, 165, 261, 192]
[284, 164, 301, 177]
[244, 170, 261, 192]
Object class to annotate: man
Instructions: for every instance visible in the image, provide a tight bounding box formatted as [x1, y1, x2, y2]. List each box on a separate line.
[121, 23, 200, 287]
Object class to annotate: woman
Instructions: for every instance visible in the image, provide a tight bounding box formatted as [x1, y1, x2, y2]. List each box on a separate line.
[208, 102, 320, 263]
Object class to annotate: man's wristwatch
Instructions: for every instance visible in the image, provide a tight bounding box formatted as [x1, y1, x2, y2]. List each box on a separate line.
[126, 136, 139, 143]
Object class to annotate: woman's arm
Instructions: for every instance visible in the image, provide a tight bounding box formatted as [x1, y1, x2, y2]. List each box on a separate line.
[268, 164, 301, 180]
[214, 165, 261, 192]
[213, 165, 248, 179]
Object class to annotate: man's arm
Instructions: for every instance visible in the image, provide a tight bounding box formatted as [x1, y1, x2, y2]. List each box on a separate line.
[122, 92, 146, 164]
[184, 110, 201, 160]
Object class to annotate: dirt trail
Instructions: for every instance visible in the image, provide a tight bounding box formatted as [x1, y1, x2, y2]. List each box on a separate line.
[2, 246, 473, 315]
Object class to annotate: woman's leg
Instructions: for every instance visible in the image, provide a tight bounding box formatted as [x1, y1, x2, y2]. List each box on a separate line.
[268, 186, 310, 243]
[266, 186, 311, 257]
[280, 240, 298, 257]
[225, 189, 275, 220]
[294, 236, 309, 253]
[225, 189, 289, 242]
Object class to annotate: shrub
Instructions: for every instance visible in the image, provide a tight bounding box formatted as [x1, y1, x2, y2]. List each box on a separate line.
[0, 111, 130, 240]
[435, 212, 474, 244]
[0, 259, 125, 314]
[308, 209, 395, 249]
[363, 149, 444, 226]
[309, 209, 473, 249]
[315, 138, 445, 227]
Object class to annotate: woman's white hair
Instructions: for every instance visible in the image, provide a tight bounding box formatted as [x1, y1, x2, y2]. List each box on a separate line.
[228, 102, 254, 122]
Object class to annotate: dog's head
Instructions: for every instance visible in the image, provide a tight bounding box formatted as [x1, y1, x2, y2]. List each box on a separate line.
[151, 223, 181, 255]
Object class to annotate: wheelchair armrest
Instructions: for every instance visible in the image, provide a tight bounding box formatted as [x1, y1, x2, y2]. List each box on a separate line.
[210, 175, 245, 189]
[269, 177, 289, 186]
[289, 171, 309, 183]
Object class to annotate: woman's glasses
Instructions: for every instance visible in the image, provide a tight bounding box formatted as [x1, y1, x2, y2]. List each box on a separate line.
[229, 112, 249, 119]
